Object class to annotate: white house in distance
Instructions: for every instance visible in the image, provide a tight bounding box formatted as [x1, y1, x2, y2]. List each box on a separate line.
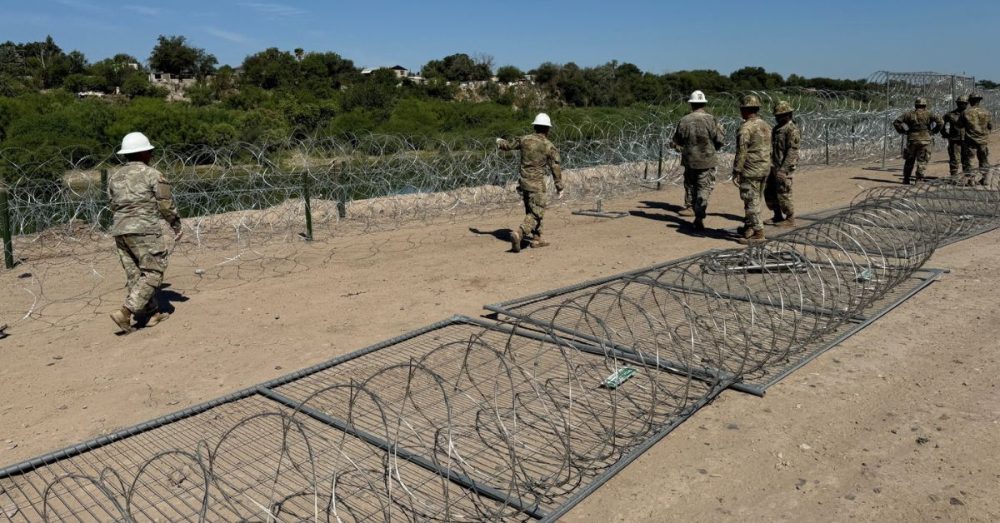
[361, 65, 425, 84]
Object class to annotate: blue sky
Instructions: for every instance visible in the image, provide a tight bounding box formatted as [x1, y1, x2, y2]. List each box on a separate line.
[3, 0, 997, 81]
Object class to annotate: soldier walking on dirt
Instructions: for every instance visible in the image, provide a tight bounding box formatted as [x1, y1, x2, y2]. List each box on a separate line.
[108, 132, 183, 334]
[764, 100, 800, 228]
[940, 95, 970, 181]
[671, 90, 725, 231]
[497, 113, 564, 253]
[893, 97, 943, 185]
[733, 95, 772, 245]
[960, 92, 993, 185]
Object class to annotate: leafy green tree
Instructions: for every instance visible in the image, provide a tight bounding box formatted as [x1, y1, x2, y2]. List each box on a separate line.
[421, 53, 491, 82]
[240, 47, 298, 89]
[730, 66, 784, 90]
[496, 65, 523, 84]
[149, 35, 217, 77]
[298, 51, 358, 93]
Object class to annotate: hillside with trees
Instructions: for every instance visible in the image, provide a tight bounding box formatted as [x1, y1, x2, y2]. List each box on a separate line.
[3, 33, 974, 173]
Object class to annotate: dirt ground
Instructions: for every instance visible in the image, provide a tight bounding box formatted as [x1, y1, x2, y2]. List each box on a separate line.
[1, 145, 998, 521]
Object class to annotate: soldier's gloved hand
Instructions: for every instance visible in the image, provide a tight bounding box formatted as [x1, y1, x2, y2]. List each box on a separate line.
[172, 225, 183, 242]
[556, 189, 565, 200]
[496, 138, 503, 146]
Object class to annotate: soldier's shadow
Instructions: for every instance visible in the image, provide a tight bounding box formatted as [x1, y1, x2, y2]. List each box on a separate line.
[629, 210, 737, 242]
[153, 283, 189, 315]
[636, 201, 744, 223]
[468, 227, 515, 244]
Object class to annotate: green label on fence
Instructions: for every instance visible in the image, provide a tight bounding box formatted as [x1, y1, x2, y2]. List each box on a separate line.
[601, 367, 637, 389]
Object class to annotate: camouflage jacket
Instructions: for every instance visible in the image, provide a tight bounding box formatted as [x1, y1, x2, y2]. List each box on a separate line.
[671, 110, 725, 169]
[108, 161, 181, 236]
[771, 120, 800, 175]
[498, 133, 563, 193]
[940, 108, 966, 142]
[893, 108, 943, 144]
[733, 115, 772, 179]
[960, 106, 993, 144]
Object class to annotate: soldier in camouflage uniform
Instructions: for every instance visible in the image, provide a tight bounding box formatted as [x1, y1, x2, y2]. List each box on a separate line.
[892, 98, 943, 184]
[108, 132, 183, 333]
[960, 92, 993, 185]
[733, 95, 772, 245]
[671, 90, 725, 231]
[764, 100, 800, 228]
[940, 95, 970, 181]
[497, 113, 564, 253]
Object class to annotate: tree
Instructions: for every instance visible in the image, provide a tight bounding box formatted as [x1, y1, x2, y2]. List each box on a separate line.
[977, 80, 998, 90]
[730, 66, 783, 90]
[421, 53, 491, 82]
[496, 65, 523, 84]
[149, 35, 217, 77]
[240, 48, 298, 89]
[298, 51, 358, 92]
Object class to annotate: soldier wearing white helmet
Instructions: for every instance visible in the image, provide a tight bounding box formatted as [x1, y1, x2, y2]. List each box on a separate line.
[107, 132, 182, 334]
[497, 113, 564, 252]
[671, 90, 725, 231]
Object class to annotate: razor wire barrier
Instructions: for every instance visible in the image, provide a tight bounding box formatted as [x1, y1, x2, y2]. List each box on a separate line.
[0, 81, 997, 267]
[487, 181, 1000, 394]
[3, 180, 1000, 521]
[0, 316, 727, 522]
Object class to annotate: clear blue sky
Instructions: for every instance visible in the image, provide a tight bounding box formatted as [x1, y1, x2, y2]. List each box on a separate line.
[3, 0, 997, 81]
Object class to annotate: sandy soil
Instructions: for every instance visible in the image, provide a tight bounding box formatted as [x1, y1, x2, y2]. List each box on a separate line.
[1, 143, 998, 521]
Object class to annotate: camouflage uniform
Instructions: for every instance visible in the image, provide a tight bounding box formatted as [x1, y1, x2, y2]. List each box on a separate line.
[893, 106, 943, 183]
[671, 109, 725, 221]
[734, 114, 772, 233]
[960, 102, 993, 184]
[108, 161, 181, 315]
[498, 133, 563, 239]
[940, 101, 969, 178]
[765, 118, 800, 218]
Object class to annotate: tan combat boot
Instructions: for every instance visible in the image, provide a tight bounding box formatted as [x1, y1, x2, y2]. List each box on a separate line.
[678, 207, 695, 217]
[510, 230, 522, 253]
[110, 307, 134, 334]
[737, 229, 765, 245]
[764, 213, 784, 225]
[529, 234, 550, 248]
[775, 215, 796, 227]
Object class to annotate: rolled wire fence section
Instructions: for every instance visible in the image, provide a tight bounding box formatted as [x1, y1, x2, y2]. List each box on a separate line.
[0, 316, 723, 522]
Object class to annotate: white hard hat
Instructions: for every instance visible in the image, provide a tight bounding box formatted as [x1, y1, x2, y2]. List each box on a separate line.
[117, 132, 154, 155]
[532, 113, 552, 127]
[688, 90, 708, 104]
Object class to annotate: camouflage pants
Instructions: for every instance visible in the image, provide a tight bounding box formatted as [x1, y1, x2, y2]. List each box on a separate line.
[764, 170, 794, 217]
[115, 233, 167, 314]
[946, 140, 970, 177]
[518, 190, 546, 237]
[683, 167, 716, 219]
[902, 142, 931, 181]
[962, 141, 991, 183]
[739, 177, 766, 232]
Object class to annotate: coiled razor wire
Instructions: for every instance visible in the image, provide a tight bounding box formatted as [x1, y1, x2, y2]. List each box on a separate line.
[1, 180, 999, 522]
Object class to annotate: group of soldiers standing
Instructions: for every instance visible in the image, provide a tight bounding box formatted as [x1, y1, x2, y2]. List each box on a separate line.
[894, 93, 993, 185]
[671, 91, 801, 245]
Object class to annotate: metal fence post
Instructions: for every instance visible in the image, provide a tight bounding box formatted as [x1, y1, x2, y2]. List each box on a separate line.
[825, 123, 831, 165]
[0, 185, 14, 269]
[656, 140, 663, 190]
[99, 169, 112, 231]
[301, 171, 313, 241]
[881, 76, 890, 169]
[335, 162, 347, 219]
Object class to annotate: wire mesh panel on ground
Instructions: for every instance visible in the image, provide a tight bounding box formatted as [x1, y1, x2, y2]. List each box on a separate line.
[0, 316, 724, 522]
[487, 182, 1000, 393]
